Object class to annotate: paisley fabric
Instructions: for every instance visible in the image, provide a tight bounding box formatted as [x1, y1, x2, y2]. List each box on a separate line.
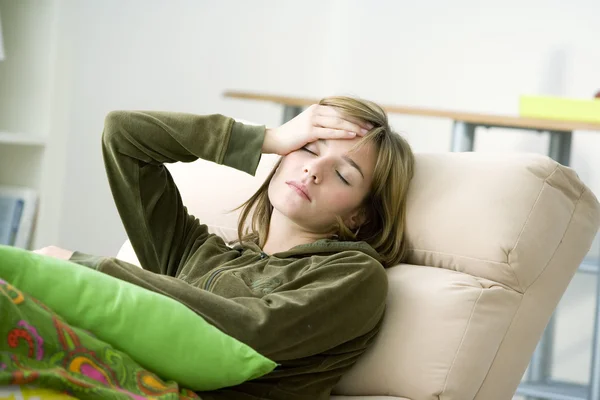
[0, 280, 201, 400]
[0, 385, 76, 399]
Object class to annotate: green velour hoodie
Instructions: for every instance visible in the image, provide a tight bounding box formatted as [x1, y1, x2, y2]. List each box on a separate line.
[69, 110, 388, 400]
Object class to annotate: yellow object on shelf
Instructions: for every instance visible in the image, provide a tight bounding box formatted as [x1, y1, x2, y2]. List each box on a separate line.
[519, 95, 600, 124]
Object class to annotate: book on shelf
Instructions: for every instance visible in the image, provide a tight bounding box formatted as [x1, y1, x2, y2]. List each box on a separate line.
[0, 185, 38, 249]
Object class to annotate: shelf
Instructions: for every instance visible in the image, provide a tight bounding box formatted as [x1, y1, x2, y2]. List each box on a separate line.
[0, 131, 46, 147]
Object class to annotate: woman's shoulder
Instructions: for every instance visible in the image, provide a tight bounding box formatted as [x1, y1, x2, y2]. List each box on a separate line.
[308, 244, 387, 284]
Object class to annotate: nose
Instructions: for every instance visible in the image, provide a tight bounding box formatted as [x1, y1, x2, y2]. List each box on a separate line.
[303, 163, 321, 184]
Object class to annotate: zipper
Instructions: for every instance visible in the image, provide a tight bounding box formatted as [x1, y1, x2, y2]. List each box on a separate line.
[203, 265, 238, 291]
[203, 251, 269, 291]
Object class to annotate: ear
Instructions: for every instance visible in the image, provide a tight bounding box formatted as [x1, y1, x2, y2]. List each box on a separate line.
[346, 207, 368, 230]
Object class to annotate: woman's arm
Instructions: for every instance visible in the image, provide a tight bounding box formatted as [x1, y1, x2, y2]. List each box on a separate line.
[82, 250, 388, 361]
[98, 111, 265, 276]
[56, 105, 369, 272]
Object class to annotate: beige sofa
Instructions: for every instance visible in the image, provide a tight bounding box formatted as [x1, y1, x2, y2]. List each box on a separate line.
[117, 151, 600, 400]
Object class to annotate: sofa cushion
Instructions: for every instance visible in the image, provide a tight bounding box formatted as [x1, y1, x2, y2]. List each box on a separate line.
[403, 152, 595, 292]
[332, 264, 521, 399]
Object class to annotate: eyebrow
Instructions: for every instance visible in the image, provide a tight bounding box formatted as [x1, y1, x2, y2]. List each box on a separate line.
[319, 139, 365, 179]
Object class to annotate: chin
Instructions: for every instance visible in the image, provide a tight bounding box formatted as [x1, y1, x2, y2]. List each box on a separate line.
[268, 180, 338, 233]
[271, 201, 333, 235]
[268, 192, 307, 224]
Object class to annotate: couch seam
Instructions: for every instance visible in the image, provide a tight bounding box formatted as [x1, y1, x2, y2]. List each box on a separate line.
[471, 183, 586, 400]
[438, 287, 484, 400]
[470, 294, 522, 400]
[506, 163, 560, 292]
[404, 249, 520, 292]
[515, 179, 586, 292]
[405, 248, 509, 267]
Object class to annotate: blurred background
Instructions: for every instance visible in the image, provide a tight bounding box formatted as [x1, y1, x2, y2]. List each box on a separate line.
[0, 1, 598, 398]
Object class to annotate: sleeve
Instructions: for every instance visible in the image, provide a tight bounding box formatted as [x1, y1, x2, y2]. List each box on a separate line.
[87, 252, 388, 361]
[100, 111, 265, 276]
[69, 251, 104, 270]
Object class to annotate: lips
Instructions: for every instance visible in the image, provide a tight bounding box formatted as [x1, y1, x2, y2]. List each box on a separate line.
[285, 181, 311, 201]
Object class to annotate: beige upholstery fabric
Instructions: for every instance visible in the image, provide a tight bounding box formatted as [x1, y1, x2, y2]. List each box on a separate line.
[116, 151, 600, 400]
[334, 264, 522, 400]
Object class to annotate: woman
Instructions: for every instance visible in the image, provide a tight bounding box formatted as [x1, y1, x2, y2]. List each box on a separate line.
[36, 96, 414, 399]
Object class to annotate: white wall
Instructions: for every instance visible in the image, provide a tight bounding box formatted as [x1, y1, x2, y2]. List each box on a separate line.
[0, 0, 55, 135]
[52, 0, 333, 255]
[3, 0, 600, 388]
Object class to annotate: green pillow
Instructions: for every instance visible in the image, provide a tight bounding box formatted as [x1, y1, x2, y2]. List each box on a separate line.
[0, 245, 277, 391]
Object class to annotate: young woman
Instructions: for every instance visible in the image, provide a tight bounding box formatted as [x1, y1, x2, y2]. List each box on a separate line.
[35, 96, 414, 400]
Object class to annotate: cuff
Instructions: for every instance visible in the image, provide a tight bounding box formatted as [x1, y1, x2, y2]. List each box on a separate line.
[69, 251, 106, 271]
[222, 121, 265, 176]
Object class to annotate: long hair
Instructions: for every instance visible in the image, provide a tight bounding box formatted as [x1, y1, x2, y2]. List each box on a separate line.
[235, 96, 415, 267]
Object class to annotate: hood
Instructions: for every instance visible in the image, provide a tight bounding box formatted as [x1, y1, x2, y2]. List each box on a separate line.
[236, 239, 382, 263]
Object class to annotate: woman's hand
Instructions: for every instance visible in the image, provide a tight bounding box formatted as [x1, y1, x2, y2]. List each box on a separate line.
[261, 104, 373, 155]
[33, 246, 74, 260]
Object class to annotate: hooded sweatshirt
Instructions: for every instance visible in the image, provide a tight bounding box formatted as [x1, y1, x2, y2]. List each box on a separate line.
[69, 110, 388, 400]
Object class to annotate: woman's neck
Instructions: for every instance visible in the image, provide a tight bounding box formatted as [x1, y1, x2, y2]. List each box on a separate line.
[261, 210, 327, 255]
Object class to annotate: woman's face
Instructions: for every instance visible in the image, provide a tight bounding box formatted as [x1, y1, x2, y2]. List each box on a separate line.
[268, 137, 377, 234]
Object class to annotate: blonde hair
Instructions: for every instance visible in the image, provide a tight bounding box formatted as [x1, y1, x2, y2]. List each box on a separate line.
[235, 96, 415, 267]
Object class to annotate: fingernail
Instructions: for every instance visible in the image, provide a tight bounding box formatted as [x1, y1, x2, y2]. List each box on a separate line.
[348, 131, 356, 137]
[367, 123, 374, 129]
[361, 128, 368, 135]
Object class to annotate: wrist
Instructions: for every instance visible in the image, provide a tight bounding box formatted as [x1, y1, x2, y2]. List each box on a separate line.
[262, 128, 277, 154]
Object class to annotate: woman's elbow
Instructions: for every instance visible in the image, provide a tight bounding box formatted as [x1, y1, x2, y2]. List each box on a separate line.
[102, 110, 131, 145]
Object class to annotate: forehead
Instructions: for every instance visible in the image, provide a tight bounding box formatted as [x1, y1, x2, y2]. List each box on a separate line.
[322, 137, 375, 157]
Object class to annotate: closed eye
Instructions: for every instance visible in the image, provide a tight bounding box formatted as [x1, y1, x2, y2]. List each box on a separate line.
[303, 146, 349, 185]
[336, 170, 350, 185]
[302, 146, 317, 156]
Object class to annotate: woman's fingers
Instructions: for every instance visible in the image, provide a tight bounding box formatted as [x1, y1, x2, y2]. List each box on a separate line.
[312, 126, 359, 140]
[312, 114, 368, 136]
[314, 105, 374, 131]
[32, 245, 74, 260]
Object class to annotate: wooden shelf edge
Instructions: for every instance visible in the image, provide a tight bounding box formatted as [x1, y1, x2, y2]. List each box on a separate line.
[223, 90, 600, 133]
